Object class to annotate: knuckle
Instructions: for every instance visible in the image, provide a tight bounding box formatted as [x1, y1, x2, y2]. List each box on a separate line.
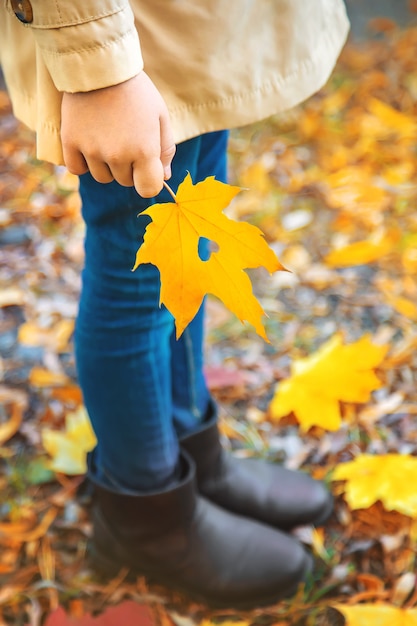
[161, 144, 176, 159]
[105, 152, 126, 166]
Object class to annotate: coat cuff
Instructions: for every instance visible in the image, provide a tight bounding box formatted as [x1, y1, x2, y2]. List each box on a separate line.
[30, 4, 143, 93]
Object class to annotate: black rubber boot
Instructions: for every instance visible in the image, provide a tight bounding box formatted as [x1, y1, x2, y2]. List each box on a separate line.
[88, 451, 313, 609]
[180, 405, 333, 530]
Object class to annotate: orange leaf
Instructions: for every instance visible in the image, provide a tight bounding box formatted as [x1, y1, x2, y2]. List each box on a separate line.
[0, 508, 57, 544]
[29, 367, 69, 388]
[133, 174, 283, 341]
[368, 17, 397, 34]
[0, 387, 27, 445]
[44, 601, 155, 626]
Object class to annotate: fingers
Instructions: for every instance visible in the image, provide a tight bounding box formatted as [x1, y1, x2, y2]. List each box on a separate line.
[62, 104, 176, 196]
[132, 156, 165, 198]
[64, 148, 115, 184]
[65, 146, 165, 196]
[86, 159, 115, 184]
[62, 147, 89, 176]
[131, 112, 176, 197]
[159, 108, 176, 180]
[60, 74, 177, 197]
[64, 145, 174, 196]
[105, 161, 134, 187]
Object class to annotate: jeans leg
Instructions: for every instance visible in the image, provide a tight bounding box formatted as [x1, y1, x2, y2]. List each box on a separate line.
[75, 137, 201, 492]
[171, 130, 229, 435]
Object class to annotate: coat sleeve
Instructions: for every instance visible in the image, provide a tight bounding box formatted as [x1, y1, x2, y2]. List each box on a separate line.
[8, 0, 143, 93]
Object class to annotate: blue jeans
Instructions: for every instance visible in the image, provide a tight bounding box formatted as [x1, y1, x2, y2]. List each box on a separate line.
[76, 131, 229, 492]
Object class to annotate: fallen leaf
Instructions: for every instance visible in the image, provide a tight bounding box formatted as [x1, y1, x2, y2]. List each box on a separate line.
[44, 601, 155, 626]
[239, 161, 272, 195]
[29, 367, 70, 388]
[200, 621, 249, 626]
[0, 508, 57, 543]
[324, 235, 396, 267]
[385, 334, 417, 367]
[392, 572, 416, 606]
[402, 242, 417, 273]
[204, 365, 247, 391]
[50, 385, 83, 405]
[384, 294, 417, 320]
[335, 603, 417, 626]
[133, 174, 283, 340]
[355, 573, 385, 593]
[368, 98, 417, 139]
[0, 516, 35, 535]
[311, 527, 329, 560]
[0, 386, 28, 445]
[269, 334, 388, 431]
[18, 319, 74, 352]
[332, 454, 417, 517]
[41, 406, 97, 475]
[0, 287, 26, 307]
[358, 392, 404, 425]
[323, 167, 388, 214]
[368, 17, 398, 34]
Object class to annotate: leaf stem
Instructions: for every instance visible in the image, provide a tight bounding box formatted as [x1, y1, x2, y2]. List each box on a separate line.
[163, 181, 177, 202]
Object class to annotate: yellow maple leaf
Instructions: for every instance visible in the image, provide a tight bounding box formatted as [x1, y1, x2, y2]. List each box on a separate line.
[385, 294, 417, 321]
[324, 235, 395, 267]
[41, 406, 97, 475]
[335, 603, 417, 626]
[367, 97, 417, 139]
[18, 319, 74, 352]
[322, 166, 387, 213]
[133, 174, 283, 340]
[269, 334, 388, 432]
[332, 453, 417, 517]
[402, 238, 417, 273]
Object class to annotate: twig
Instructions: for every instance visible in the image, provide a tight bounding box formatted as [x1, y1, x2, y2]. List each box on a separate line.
[163, 181, 177, 201]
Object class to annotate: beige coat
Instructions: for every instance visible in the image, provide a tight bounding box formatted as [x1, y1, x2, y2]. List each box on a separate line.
[0, 0, 349, 165]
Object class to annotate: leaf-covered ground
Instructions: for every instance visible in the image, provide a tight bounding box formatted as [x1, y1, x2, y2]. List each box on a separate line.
[1, 21, 417, 626]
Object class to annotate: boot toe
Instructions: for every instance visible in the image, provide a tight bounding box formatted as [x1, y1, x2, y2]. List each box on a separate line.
[269, 469, 334, 529]
[192, 499, 314, 609]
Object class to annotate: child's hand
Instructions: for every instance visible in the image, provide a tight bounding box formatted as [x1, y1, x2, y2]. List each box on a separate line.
[61, 72, 176, 198]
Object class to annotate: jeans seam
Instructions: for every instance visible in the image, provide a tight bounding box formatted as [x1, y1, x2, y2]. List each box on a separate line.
[183, 327, 200, 419]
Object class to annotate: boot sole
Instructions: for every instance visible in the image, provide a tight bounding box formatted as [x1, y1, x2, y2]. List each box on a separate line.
[87, 541, 307, 610]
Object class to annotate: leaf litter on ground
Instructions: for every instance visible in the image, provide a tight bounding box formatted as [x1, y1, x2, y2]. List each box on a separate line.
[1, 17, 417, 626]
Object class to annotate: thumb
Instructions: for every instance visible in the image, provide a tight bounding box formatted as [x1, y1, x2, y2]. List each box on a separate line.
[160, 108, 176, 179]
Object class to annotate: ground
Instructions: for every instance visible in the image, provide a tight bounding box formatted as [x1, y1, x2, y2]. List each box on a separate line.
[1, 16, 417, 626]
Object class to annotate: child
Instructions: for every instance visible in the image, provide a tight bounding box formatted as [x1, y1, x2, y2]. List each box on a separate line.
[0, 0, 349, 608]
